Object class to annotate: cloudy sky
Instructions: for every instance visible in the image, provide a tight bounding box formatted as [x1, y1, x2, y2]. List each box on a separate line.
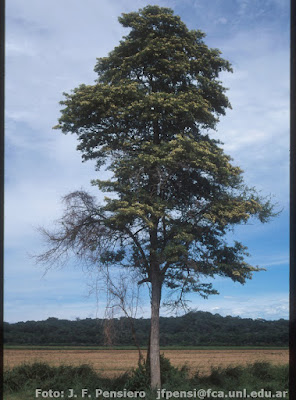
[5, 0, 289, 323]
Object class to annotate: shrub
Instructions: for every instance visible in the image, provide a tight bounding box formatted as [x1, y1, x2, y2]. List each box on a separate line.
[4, 360, 289, 400]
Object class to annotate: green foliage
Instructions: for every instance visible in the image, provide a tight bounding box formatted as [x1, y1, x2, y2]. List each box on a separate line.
[126, 354, 190, 390]
[195, 362, 289, 393]
[46, 5, 277, 309]
[4, 312, 289, 346]
[159, 354, 190, 388]
[4, 361, 288, 399]
[124, 360, 151, 390]
[4, 363, 100, 393]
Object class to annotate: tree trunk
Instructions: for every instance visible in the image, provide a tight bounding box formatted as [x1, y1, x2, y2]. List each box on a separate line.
[150, 268, 162, 389]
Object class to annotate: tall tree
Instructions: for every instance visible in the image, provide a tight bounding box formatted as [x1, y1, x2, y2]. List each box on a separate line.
[39, 6, 275, 388]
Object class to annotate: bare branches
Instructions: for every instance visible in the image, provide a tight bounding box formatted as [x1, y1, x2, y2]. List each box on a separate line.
[35, 191, 109, 268]
[35, 189, 147, 364]
[34, 190, 141, 272]
[102, 269, 145, 363]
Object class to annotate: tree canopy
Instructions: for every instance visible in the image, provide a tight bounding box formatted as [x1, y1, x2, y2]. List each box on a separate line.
[40, 5, 276, 388]
[4, 312, 288, 347]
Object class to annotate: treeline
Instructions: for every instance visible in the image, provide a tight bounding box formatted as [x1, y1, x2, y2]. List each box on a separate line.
[4, 311, 288, 346]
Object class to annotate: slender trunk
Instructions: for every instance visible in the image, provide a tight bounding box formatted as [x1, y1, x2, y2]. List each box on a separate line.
[128, 316, 144, 364]
[148, 127, 161, 388]
[150, 267, 161, 389]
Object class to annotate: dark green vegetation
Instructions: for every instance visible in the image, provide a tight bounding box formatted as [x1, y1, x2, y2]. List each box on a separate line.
[4, 359, 288, 400]
[4, 311, 288, 347]
[4, 345, 287, 350]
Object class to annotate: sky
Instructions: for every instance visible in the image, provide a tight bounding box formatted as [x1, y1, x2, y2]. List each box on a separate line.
[5, 0, 290, 323]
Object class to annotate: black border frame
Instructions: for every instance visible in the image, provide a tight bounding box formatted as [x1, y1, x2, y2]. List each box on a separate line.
[0, 0, 5, 398]
[290, 0, 296, 397]
[0, 1, 294, 398]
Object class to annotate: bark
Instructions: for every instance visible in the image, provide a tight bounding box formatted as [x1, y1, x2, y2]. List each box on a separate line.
[150, 266, 162, 388]
[148, 139, 161, 388]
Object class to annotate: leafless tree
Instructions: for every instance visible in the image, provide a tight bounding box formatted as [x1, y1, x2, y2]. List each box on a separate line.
[36, 190, 145, 363]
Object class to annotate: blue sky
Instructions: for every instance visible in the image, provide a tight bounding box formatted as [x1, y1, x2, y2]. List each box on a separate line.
[5, 0, 289, 323]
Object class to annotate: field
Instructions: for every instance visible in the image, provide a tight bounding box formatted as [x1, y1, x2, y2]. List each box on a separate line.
[4, 347, 288, 377]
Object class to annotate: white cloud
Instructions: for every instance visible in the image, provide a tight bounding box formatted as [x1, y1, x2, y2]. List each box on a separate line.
[217, 17, 228, 25]
[189, 293, 288, 320]
[211, 29, 289, 206]
[4, 300, 101, 323]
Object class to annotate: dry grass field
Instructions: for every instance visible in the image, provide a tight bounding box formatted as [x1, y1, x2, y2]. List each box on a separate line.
[4, 348, 288, 377]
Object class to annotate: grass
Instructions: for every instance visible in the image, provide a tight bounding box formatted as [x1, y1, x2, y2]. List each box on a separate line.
[5, 347, 288, 378]
[4, 359, 289, 400]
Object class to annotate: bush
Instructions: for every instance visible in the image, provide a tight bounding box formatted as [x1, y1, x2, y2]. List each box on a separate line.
[126, 353, 190, 390]
[4, 360, 289, 400]
[195, 362, 289, 392]
[4, 363, 102, 394]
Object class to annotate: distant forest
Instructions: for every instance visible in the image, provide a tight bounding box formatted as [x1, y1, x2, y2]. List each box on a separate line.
[4, 311, 288, 347]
